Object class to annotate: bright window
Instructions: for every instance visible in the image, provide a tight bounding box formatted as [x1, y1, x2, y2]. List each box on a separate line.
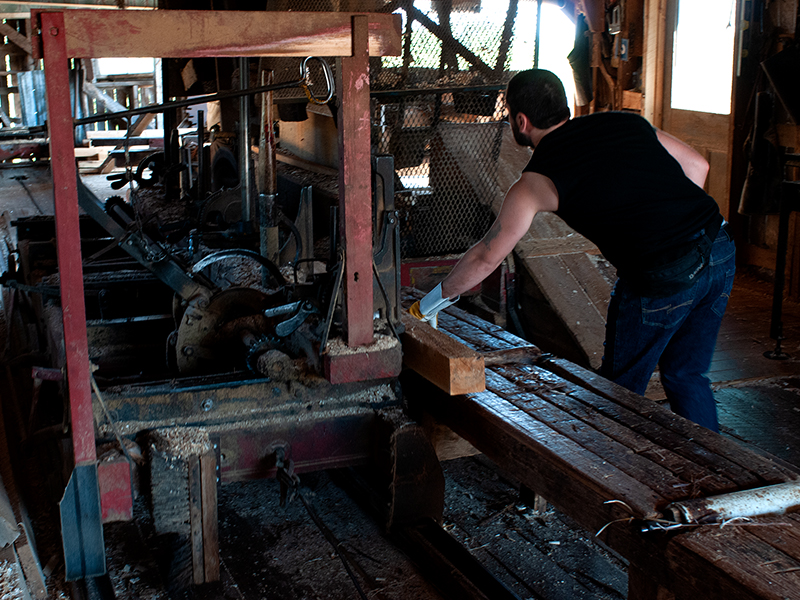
[670, 0, 736, 115]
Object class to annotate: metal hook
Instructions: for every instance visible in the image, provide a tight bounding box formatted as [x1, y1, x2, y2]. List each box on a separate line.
[299, 56, 335, 105]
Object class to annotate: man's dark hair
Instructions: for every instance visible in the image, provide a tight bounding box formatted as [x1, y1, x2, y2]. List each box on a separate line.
[506, 69, 571, 129]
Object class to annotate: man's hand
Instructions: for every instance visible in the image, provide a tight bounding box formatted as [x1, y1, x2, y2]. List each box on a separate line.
[408, 283, 459, 329]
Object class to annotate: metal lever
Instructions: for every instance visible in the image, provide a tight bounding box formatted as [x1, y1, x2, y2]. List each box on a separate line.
[275, 301, 317, 337]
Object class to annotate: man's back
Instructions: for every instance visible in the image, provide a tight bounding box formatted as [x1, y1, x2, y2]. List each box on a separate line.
[523, 112, 720, 277]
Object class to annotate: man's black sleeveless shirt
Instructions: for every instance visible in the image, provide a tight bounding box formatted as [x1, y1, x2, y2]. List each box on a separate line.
[522, 112, 721, 279]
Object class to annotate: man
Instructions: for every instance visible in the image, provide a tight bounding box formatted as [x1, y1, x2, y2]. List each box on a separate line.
[409, 69, 735, 432]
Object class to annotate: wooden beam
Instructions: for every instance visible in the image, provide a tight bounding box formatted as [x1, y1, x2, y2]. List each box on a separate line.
[482, 346, 540, 367]
[83, 80, 127, 114]
[401, 313, 485, 395]
[33, 10, 401, 59]
[200, 450, 219, 582]
[575, 0, 604, 32]
[643, 0, 667, 126]
[0, 23, 32, 55]
[188, 455, 204, 585]
[407, 4, 494, 79]
[41, 10, 96, 466]
[338, 16, 373, 347]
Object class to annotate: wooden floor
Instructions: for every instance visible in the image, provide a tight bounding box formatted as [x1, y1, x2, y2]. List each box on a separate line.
[696, 270, 800, 467]
[712, 269, 800, 383]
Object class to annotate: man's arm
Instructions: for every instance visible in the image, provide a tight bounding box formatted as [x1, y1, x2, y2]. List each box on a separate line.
[656, 129, 710, 188]
[440, 171, 559, 299]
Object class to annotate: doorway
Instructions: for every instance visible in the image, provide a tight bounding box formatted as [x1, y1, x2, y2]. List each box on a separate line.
[661, 0, 737, 218]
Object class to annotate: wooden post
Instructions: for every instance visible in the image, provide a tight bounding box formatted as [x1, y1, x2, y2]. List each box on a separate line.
[40, 11, 96, 467]
[188, 455, 205, 585]
[200, 450, 219, 582]
[337, 15, 374, 347]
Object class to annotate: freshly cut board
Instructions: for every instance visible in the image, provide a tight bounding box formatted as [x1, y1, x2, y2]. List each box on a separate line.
[400, 313, 485, 395]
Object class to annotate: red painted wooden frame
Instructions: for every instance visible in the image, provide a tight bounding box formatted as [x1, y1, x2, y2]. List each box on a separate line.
[34, 8, 401, 505]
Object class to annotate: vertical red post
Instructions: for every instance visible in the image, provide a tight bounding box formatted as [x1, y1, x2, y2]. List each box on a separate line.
[40, 12, 96, 465]
[337, 15, 374, 347]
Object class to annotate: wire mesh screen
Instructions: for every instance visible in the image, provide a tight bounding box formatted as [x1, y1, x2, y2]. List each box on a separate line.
[276, 0, 535, 258]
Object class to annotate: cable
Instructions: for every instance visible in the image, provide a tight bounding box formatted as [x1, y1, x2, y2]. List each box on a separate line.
[276, 467, 370, 600]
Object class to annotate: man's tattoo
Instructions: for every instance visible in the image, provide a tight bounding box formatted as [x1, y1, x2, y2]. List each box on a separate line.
[482, 221, 502, 248]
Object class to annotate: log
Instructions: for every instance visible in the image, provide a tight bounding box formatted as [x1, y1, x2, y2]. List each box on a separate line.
[401, 313, 485, 395]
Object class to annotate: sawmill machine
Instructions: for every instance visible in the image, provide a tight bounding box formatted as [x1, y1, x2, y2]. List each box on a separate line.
[0, 10, 449, 584]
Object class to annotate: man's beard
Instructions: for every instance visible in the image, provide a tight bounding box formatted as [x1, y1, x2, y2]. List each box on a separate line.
[511, 121, 533, 147]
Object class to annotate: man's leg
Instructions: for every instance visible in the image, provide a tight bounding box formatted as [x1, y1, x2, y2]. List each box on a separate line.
[600, 279, 695, 396]
[658, 235, 736, 432]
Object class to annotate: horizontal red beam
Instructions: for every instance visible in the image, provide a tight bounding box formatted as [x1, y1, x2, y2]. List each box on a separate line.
[32, 10, 401, 59]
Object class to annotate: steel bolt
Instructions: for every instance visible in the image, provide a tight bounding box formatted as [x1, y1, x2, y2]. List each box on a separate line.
[202, 398, 213, 411]
[49, 27, 58, 36]
[182, 346, 194, 357]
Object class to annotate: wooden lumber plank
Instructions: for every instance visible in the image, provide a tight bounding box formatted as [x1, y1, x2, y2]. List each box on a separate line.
[490, 365, 737, 497]
[500, 364, 752, 489]
[418, 412, 480, 461]
[401, 313, 485, 395]
[515, 237, 602, 258]
[421, 386, 664, 520]
[442, 305, 534, 348]
[539, 364, 773, 488]
[543, 358, 800, 484]
[437, 312, 519, 353]
[437, 312, 529, 351]
[559, 252, 613, 316]
[484, 370, 689, 502]
[668, 524, 800, 600]
[188, 455, 204, 585]
[403, 287, 534, 351]
[482, 346, 540, 367]
[276, 151, 338, 177]
[627, 566, 673, 600]
[200, 450, 219, 582]
[49, 10, 401, 59]
[741, 513, 800, 562]
[414, 375, 800, 599]
[522, 255, 607, 369]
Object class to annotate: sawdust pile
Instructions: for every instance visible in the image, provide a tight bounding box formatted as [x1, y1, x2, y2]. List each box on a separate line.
[326, 332, 399, 355]
[131, 185, 191, 228]
[150, 427, 211, 458]
[0, 561, 25, 600]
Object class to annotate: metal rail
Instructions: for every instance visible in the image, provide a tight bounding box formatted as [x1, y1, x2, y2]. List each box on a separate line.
[73, 56, 334, 127]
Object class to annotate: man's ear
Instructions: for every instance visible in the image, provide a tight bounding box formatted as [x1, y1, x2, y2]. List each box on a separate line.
[516, 112, 529, 132]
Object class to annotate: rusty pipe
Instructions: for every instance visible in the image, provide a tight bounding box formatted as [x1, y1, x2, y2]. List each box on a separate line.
[664, 480, 800, 524]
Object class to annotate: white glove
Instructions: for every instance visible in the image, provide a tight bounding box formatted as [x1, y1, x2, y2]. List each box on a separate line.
[408, 283, 459, 329]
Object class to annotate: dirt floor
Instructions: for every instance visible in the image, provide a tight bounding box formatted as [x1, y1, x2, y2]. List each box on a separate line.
[90, 454, 627, 600]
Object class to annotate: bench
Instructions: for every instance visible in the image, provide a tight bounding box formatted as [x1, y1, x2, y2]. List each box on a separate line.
[402, 291, 800, 600]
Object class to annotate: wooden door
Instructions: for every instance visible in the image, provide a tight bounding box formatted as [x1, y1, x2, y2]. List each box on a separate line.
[655, 0, 736, 219]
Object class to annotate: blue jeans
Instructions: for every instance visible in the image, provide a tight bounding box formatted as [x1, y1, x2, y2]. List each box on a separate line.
[599, 228, 736, 432]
